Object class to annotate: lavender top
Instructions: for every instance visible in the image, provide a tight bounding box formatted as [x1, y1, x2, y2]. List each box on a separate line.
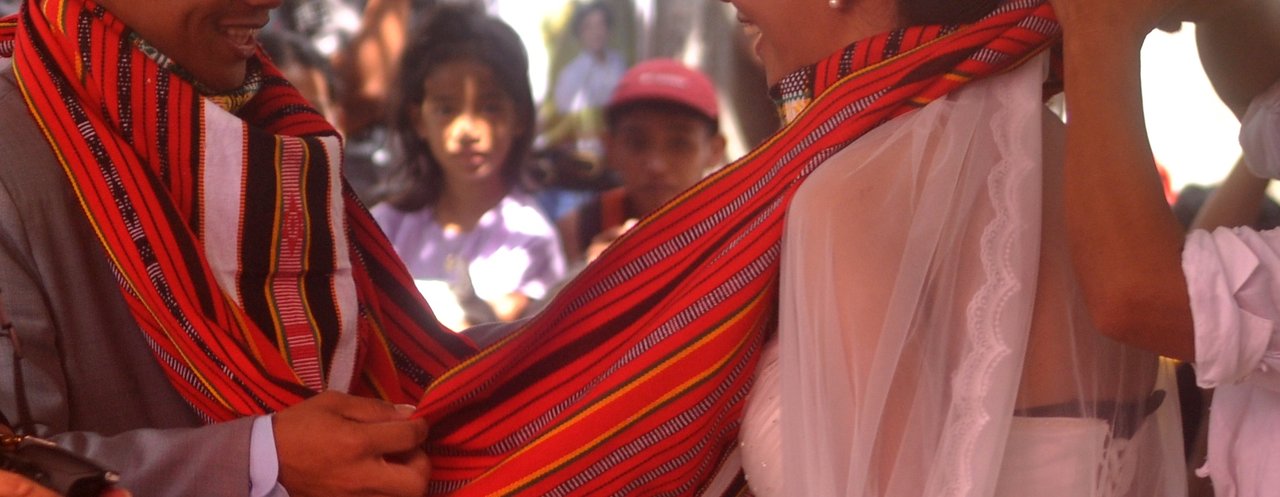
[372, 191, 567, 302]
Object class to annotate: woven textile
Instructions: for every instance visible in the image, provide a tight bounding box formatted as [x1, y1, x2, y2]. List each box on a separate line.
[415, 1, 1062, 495]
[0, 0, 471, 420]
[1, 0, 1060, 494]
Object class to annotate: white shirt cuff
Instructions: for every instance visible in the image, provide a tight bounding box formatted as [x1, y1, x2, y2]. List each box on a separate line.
[250, 415, 290, 497]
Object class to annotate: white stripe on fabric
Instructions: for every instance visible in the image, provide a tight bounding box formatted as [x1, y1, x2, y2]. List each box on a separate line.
[324, 136, 360, 393]
[201, 99, 248, 306]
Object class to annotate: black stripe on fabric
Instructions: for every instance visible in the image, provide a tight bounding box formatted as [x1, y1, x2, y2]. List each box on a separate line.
[114, 35, 132, 141]
[264, 104, 324, 123]
[883, 27, 905, 62]
[899, 48, 975, 86]
[240, 128, 284, 348]
[301, 137, 341, 362]
[151, 69, 172, 183]
[179, 106, 225, 326]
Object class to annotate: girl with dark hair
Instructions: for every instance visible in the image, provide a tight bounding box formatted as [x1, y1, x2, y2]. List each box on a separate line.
[371, 3, 565, 328]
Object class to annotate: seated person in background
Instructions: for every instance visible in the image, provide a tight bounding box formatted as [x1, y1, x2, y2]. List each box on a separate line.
[372, 4, 566, 329]
[557, 58, 726, 265]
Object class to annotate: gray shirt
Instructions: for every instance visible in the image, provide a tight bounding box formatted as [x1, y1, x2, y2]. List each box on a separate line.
[0, 59, 255, 496]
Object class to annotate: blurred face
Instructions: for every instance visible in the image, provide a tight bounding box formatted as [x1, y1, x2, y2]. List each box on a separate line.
[722, 0, 897, 85]
[605, 106, 725, 215]
[414, 60, 521, 187]
[98, 0, 282, 92]
[578, 9, 610, 55]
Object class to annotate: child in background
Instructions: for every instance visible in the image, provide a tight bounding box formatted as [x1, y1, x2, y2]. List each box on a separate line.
[372, 3, 565, 330]
[557, 59, 725, 266]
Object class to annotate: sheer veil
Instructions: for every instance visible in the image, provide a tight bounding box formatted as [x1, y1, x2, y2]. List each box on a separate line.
[761, 54, 1186, 497]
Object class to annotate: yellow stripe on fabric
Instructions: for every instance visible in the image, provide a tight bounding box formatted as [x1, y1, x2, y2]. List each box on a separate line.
[11, 63, 238, 412]
[296, 143, 326, 352]
[264, 137, 288, 357]
[482, 291, 768, 496]
[360, 320, 398, 402]
[52, 0, 66, 35]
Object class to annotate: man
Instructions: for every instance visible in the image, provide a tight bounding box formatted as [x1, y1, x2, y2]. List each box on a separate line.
[0, 0, 468, 495]
[557, 58, 726, 265]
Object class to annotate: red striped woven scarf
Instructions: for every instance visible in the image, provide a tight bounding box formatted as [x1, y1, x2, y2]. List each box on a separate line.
[0, 0, 472, 420]
[413, 1, 1061, 495]
[1, 0, 1060, 494]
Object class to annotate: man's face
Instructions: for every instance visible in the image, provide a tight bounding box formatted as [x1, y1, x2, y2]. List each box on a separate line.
[578, 9, 609, 55]
[605, 106, 725, 216]
[98, 0, 281, 92]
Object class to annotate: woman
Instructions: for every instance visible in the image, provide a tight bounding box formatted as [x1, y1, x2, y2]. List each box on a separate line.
[722, 0, 1186, 495]
[372, 4, 566, 329]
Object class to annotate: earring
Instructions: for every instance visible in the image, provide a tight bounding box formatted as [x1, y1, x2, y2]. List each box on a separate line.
[828, 0, 841, 9]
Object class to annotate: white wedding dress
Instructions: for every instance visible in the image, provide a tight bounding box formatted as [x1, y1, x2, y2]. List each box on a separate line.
[735, 54, 1187, 497]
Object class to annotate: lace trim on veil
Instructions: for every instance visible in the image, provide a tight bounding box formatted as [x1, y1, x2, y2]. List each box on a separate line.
[932, 55, 1044, 496]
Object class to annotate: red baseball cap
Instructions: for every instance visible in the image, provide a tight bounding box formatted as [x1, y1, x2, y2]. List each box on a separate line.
[606, 58, 719, 122]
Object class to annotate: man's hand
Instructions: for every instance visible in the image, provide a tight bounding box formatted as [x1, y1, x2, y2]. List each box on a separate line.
[0, 470, 129, 497]
[273, 392, 430, 497]
[0, 471, 58, 497]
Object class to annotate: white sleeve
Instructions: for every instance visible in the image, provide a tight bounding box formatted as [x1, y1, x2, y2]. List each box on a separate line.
[1184, 227, 1280, 391]
[1240, 79, 1280, 179]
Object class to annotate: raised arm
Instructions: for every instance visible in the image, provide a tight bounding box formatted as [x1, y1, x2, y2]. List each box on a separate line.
[1055, 0, 1280, 361]
[1055, 0, 1195, 360]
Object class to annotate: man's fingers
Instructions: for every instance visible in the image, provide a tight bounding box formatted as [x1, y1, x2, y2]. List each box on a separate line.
[320, 391, 414, 423]
[361, 418, 430, 455]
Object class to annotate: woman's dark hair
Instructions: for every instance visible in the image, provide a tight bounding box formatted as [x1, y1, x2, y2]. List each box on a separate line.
[899, 0, 999, 25]
[381, 3, 536, 211]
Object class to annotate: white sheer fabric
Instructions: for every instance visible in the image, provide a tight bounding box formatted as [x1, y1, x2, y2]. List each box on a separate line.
[739, 54, 1186, 497]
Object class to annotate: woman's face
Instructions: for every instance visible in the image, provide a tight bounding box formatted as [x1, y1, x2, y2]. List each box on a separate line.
[98, 0, 281, 92]
[722, 0, 898, 85]
[413, 60, 522, 187]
